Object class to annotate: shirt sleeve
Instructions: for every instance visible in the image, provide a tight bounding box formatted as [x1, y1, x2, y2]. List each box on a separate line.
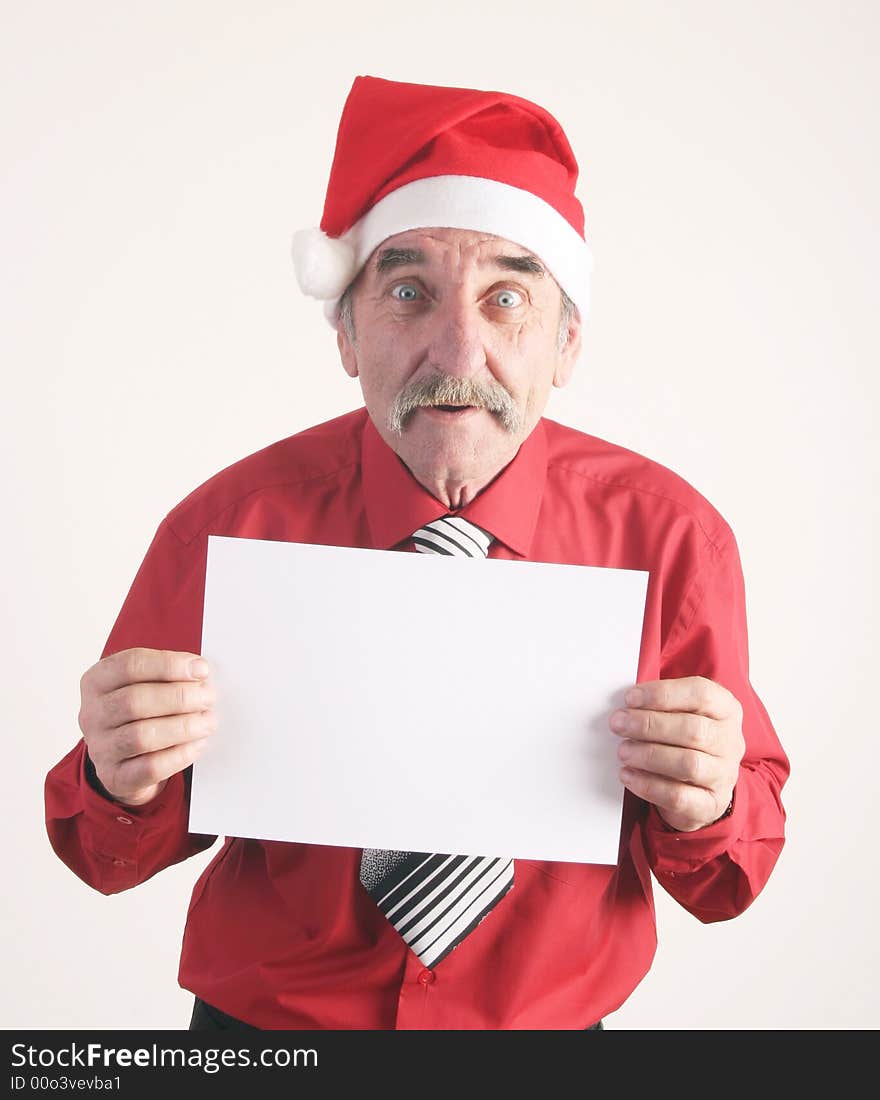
[44, 519, 218, 895]
[641, 526, 789, 922]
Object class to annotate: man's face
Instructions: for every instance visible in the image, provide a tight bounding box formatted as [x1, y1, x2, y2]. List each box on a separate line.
[336, 228, 581, 492]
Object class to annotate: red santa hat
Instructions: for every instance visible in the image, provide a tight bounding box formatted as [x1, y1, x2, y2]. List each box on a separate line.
[292, 75, 593, 324]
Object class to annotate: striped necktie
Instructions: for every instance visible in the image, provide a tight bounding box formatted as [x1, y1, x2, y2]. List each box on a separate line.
[358, 515, 515, 969]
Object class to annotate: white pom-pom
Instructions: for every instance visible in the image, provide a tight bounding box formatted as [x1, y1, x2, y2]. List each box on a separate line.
[291, 227, 357, 300]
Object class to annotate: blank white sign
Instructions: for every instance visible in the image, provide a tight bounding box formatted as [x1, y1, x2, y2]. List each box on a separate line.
[189, 535, 649, 865]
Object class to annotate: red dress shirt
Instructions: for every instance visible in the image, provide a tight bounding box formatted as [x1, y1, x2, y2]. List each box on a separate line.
[44, 407, 789, 1029]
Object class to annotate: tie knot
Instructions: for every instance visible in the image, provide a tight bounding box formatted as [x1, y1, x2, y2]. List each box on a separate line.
[412, 516, 493, 558]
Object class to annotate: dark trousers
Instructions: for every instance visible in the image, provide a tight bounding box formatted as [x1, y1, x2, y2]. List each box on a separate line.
[189, 995, 603, 1031]
[190, 996, 262, 1031]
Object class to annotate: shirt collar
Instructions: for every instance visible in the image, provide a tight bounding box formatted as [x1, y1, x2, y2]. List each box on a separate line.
[361, 412, 547, 556]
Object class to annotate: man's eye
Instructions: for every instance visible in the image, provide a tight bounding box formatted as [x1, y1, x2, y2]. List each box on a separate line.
[494, 289, 523, 308]
[391, 283, 421, 302]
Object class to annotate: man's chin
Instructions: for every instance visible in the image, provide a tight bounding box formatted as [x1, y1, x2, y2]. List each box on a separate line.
[402, 412, 520, 460]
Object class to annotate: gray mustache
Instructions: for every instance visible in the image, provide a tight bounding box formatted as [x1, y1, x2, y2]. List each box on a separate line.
[388, 373, 521, 435]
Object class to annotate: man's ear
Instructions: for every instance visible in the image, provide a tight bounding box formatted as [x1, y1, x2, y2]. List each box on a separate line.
[337, 325, 359, 379]
[552, 310, 582, 389]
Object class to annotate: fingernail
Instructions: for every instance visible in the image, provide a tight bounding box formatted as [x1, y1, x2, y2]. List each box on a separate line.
[625, 687, 644, 707]
[609, 710, 630, 733]
[190, 658, 210, 679]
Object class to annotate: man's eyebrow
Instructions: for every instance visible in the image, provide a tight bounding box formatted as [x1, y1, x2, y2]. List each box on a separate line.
[374, 248, 546, 277]
[493, 254, 546, 277]
[375, 247, 426, 273]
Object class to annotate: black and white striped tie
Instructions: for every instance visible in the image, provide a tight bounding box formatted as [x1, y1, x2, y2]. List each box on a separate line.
[359, 515, 515, 969]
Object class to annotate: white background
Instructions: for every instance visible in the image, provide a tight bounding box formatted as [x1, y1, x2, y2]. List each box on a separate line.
[3, 1, 877, 1030]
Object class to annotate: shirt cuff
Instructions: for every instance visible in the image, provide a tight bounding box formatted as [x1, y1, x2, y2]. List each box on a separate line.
[79, 748, 187, 888]
[81, 748, 184, 821]
[643, 781, 747, 874]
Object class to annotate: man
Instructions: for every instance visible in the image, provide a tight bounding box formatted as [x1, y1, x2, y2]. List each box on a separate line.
[44, 75, 789, 1030]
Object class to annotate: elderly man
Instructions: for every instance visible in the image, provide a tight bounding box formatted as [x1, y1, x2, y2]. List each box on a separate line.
[45, 76, 789, 1031]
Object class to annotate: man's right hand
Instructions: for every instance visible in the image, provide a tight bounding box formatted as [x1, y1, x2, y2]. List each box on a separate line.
[78, 648, 216, 807]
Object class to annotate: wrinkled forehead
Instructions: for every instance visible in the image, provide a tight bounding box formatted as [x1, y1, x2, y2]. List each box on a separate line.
[363, 227, 550, 282]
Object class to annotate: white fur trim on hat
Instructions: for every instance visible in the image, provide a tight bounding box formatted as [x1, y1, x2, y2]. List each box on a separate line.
[315, 174, 593, 326]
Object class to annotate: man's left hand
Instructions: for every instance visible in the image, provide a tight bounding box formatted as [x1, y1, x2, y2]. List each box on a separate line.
[609, 675, 745, 832]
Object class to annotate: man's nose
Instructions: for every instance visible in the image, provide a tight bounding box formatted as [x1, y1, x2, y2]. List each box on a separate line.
[426, 299, 488, 377]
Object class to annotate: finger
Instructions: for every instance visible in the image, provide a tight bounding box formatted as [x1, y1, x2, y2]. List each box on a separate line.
[610, 707, 722, 754]
[619, 766, 725, 829]
[624, 675, 738, 720]
[99, 679, 215, 731]
[107, 738, 212, 798]
[87, 648, 210, 695]
[111, 710, 218, 762]
[617, 739, 723, 788]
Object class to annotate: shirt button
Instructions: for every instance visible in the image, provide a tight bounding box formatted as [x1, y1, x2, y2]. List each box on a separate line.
[115, 815, 133, 825]
[112, 859, 128, 867]
[418, 969, 435, 986]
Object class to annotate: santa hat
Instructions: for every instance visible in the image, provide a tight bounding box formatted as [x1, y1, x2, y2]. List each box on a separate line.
[292, 75, 593, 324]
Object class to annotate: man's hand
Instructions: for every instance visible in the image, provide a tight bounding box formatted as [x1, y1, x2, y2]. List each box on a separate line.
[609, 675, 745, 832]
[78, 648, 216, 808]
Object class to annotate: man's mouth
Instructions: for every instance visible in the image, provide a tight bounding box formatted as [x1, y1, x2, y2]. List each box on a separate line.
[427, 404, 478, 414]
